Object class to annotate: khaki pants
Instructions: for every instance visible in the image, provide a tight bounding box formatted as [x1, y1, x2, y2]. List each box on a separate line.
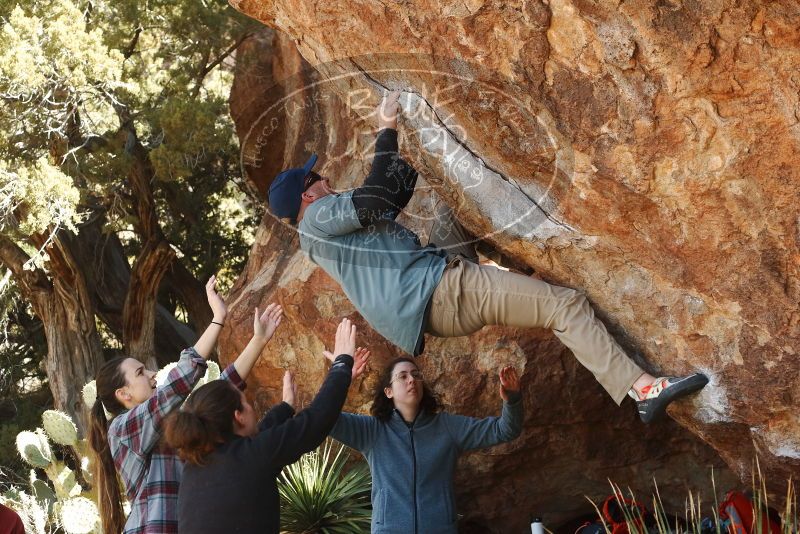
[424, 203, 643, 405]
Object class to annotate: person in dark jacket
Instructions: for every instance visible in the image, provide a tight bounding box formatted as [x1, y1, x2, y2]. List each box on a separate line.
[166, 317, 369, 534]
[330, 357, 523, 534]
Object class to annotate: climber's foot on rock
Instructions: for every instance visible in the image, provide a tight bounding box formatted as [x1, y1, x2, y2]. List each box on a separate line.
[628, 373, 709, 424]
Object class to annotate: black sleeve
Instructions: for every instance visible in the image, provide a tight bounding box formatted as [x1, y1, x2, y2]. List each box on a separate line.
[351, 128, 419, 226]
[257, 402, 295, 432]
[252, 355, 353, 468]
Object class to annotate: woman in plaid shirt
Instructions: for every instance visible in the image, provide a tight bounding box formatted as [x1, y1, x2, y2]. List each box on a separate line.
[87, 275, 284, 534]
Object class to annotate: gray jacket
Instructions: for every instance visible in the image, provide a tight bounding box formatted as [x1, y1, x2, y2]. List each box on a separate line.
[299, 191, 446, 356]
[330, 398, 523, 534]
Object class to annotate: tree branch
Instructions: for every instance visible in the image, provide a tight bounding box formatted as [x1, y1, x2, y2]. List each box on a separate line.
[192, 32, 254, 97]
[62, 210, 196, 366]
[123, 26, 143, 60]
[0, 235, 52, 308]
[163, 260, 212, 333]
[160, 179, 200, 228]
[122, 124, 163, 242]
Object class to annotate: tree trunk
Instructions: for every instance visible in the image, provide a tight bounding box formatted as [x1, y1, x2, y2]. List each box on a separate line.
[65, 212, 196, 366]
[122, 240, 175, 368]
[40, 282, 105, 435]
[120, 126, 193, 367]
[0, 236, 104, 436]
[163, 261, 213, 335]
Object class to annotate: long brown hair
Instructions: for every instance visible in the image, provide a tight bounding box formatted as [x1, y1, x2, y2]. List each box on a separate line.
[87, 356, 127, 534]
[370, 358, 440, 422]
[164, 380, 242, 466]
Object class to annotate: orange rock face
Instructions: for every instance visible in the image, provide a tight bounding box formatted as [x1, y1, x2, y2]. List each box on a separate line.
[218, 28, 753, 530]
[223, 0, 800, 487]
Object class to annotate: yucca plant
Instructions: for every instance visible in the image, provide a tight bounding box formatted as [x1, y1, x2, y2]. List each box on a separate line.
[278, 439, 372, 534]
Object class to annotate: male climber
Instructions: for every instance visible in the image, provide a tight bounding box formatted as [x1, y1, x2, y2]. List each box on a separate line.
[267, 91, 707, 423]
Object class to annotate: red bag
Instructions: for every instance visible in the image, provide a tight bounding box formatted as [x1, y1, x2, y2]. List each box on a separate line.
[719, 491, 781, 534]
[601, 495, 646, 534]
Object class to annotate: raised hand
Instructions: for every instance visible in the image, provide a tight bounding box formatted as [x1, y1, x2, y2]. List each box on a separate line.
[322, 318, 357, 362]
[282, 370, 298, 409]
[377, 90, 400, 130]
[499, 366, 520, 402]
[253, 303, 283, 342]
[352, 347, 371, 380]
[206, 275, 227, 323]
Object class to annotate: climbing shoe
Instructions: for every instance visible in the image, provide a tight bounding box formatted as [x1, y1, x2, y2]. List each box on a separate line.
[628, 373, 709, 423]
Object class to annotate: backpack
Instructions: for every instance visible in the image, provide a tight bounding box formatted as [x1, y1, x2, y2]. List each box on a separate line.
[575, 495, 650, 534]
[602, 495, 648, 534]
[718, 491, 782, 534]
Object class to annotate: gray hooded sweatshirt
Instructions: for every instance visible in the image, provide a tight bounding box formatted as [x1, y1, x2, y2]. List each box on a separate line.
[330, 397, 523, 534]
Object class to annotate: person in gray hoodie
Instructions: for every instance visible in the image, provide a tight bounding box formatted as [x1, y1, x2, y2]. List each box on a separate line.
[330, 357, 523, 534]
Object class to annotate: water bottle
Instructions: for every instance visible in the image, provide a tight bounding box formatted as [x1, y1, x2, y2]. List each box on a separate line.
[531, 517, 544, 534]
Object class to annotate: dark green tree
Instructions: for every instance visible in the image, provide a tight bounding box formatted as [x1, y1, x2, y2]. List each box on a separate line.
[0, 0, 261, 433]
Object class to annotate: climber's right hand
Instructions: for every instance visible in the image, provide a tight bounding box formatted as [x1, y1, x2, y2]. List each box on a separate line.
[377, 90, 400, 130]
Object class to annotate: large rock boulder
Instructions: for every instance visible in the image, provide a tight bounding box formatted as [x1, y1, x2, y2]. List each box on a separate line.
[223, 0, 800, 488]
[219, 28, 745, 531]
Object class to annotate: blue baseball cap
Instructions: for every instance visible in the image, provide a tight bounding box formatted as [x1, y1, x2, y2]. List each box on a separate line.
[268, 154, 318, 220]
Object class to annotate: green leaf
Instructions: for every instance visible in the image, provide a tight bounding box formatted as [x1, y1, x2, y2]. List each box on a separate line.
[278, 440, 372, 534]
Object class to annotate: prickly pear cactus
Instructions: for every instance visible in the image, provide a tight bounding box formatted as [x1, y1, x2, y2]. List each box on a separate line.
[206, 361, 221, 382]
[194, 361, 221, 390]
[155, 362, 178, 387]
[30, 474, 56, 509]
[42, 410, 79, 446]
[7, 407, 103, 534]
[59, 496, 101, 534]
[155, 360, 221, 393]
[81, 380, 97, 409]
[16, 429, 52, 468]
[47, 461, 82, 499]
[74, 441, 93, 484]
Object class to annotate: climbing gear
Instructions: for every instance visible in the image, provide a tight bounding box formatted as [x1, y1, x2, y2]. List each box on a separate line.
[628, 373, 709, 423]
[719, 490, 782, 534]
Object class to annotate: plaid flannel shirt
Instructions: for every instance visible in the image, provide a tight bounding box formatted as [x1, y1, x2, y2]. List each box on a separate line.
[108, 347, 245, 534]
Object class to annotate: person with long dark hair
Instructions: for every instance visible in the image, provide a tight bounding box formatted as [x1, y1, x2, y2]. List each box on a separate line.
[165, 317, 369, 534]
[330, 357, 523, 534]
[87, 275, 284, 534]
